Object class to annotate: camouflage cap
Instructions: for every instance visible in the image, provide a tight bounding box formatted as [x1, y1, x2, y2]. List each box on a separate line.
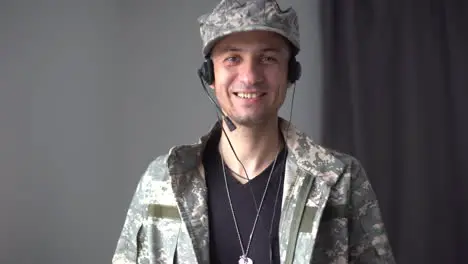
[197, 0, 300, 57]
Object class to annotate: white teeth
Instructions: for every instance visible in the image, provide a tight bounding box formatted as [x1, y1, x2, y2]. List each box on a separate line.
[237, 92, 260, 99]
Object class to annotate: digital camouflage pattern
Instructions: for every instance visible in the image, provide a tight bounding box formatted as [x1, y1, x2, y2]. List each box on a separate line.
[113, 1, 394, 262]
[197, 0, 300, 56]
[112, 118, 396, 263]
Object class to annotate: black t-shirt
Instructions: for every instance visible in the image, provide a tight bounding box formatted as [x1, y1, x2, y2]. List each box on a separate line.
[203, 132, 287, 264]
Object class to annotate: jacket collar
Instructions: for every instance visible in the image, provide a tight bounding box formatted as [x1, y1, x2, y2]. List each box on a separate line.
[166, 117, 345, 187]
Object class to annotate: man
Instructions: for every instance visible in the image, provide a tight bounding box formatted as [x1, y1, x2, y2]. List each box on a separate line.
[112, 0, 395, 263]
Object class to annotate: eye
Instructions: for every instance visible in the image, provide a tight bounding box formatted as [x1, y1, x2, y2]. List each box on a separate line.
[224, 56, 241, 65]
[261, 55, 278, 64]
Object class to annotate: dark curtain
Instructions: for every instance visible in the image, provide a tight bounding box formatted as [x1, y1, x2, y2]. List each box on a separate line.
[319, 0, 468, 263]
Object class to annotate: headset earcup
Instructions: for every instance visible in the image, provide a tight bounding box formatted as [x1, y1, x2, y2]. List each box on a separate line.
[288, 58, 301, 83]
[294, 60, 301, 82]
[199, 59, 215, 85]
[207, 59, 214, 84]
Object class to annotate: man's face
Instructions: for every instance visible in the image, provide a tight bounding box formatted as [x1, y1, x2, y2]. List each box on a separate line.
[210, 30, 291, 128]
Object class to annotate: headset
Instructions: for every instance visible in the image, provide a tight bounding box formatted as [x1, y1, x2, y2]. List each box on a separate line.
[197, 55, 302, 85]
[197, 54, 301, 132]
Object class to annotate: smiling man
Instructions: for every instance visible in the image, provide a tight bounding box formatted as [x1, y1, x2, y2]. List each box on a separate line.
[112, 1, 396, 263]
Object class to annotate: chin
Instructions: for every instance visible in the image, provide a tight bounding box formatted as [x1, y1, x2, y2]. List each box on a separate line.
[231, 115, 275, 127]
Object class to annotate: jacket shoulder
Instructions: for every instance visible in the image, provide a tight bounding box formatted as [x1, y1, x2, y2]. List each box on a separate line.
[321, 147, 367, 185]
[326, 148, 362, 170]
[144, 153, 171, 181]
[137, 153, 177, 206]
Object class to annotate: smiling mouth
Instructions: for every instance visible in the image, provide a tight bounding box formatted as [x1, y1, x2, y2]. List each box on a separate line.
[234, 92, 266, 99]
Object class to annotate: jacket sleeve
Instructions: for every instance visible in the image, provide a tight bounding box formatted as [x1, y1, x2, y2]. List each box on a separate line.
[112, 172, 147, 264]
[348, 160, 396, 263]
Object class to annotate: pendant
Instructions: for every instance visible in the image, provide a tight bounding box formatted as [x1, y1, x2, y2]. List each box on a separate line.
[238, 256, 253, 264]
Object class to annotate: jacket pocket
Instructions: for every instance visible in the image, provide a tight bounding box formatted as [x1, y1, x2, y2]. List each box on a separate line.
[137, 204, 181, 264]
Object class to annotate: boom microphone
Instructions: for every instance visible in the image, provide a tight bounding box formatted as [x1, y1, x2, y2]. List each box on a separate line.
[197, 70, 237, 132]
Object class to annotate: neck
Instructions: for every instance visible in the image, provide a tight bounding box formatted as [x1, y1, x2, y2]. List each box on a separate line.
[218, 118, 284, 181]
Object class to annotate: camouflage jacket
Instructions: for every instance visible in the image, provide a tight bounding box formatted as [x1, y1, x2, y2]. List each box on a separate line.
[112, 118, 396, 264]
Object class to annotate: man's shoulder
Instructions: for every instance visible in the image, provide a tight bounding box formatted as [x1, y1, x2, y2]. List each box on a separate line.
[325, 147, 363, 172]
[317, 145, 377, 203]
[136, 138, 204, 195]
[142, 153, 171, 182]
[283, 120, 359, 171]
[129, 152, 181, 207]
[308, 143, 368, 187]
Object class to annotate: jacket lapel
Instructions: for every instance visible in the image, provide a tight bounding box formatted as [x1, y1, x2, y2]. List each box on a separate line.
[278, 119, 345, 263]
[278, 158, 316, 263]
[168, 136, 212, 264]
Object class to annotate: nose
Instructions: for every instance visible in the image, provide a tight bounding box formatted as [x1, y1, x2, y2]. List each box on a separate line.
[238, 57, 264, 85]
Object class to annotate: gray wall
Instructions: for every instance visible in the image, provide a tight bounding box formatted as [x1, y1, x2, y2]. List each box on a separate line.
[0, 1, 322, 263]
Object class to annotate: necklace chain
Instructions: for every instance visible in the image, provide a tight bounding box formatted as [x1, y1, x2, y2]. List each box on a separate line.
[221, 151, 279, 261]
[226, 166, 249, 180]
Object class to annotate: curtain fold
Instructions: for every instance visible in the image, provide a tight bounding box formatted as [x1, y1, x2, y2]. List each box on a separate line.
[319, 0, 468, 263]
